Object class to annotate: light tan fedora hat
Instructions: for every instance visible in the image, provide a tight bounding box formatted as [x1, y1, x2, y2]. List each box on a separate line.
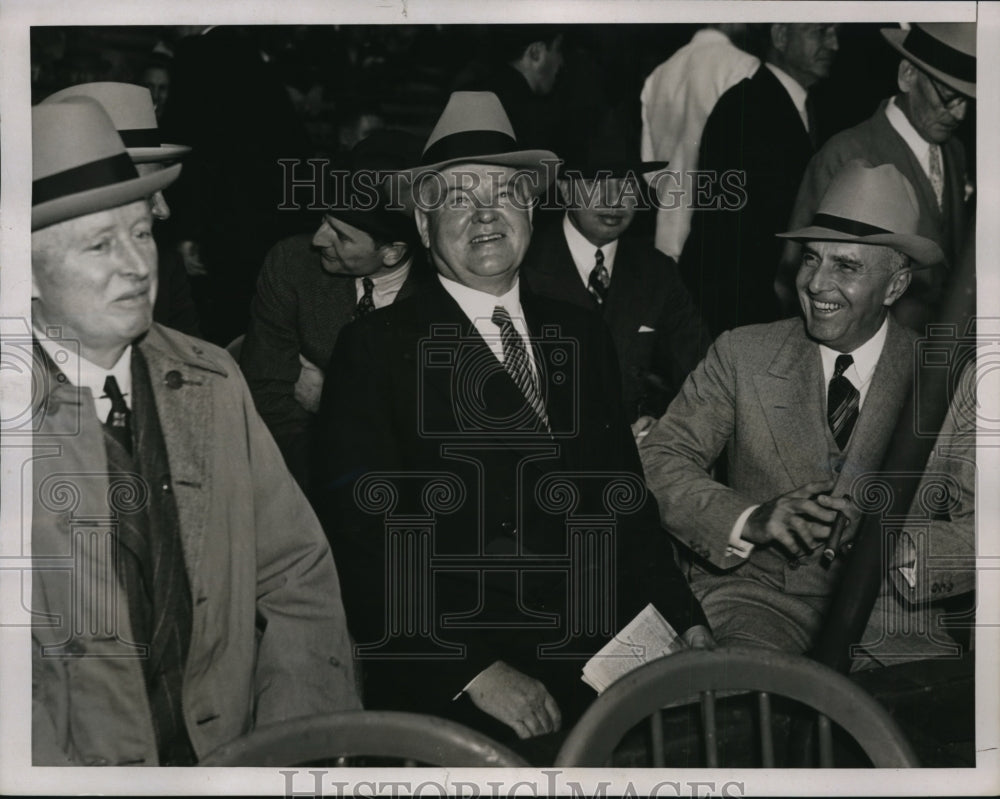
[32, 97, 181, 231]
[881, 23, 976, 99]
[395, 91, 560, 214]
[43, 82, 191, 163]
[777, 160, 945, 268]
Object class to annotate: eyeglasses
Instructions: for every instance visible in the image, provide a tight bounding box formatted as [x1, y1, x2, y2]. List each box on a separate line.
[924, 73, 970, 112]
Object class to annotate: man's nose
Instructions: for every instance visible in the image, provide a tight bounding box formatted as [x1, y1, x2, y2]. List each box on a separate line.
[312, 223, 333, 248]
[807, 261, 835, 293]
[473, 202, 498, 222]
[149, 191, 171, 221]
[119, 236, 154, 279]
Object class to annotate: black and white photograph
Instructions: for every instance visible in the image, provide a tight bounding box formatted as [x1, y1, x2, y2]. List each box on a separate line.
[0, 0, 996, 795]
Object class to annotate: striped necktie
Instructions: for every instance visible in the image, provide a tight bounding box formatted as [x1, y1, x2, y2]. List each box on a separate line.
[491, 305, 550, 431]
[828, 354, 860, 450]
[588, 249, 610, 305]
[928, 144, 944, 209]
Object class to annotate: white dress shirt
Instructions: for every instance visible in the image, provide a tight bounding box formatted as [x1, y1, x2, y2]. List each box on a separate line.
[884, 96, 940, 184]
[640, 28, 760, 260]
[35, 330, 132, 421]
[562, 213, 619, 289]
[354, 259, 412, 309]
[728, 318, 890, 558]
[437, 274, 538, 376]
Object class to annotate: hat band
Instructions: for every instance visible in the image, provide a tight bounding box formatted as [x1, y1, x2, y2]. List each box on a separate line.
[421, 130, 519, 167]
[118, 128, 162, 148]
[811, 213, 892, 237]
[904, 25, 975, 84]
[33, 152, 139, 206]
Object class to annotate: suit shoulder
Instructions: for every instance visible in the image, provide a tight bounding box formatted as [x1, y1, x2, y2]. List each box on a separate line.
[723, 318, 803, 354]
[142, 324, 237, 376]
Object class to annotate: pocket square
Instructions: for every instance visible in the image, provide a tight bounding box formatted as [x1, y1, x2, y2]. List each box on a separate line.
[638, 325, 656, 333]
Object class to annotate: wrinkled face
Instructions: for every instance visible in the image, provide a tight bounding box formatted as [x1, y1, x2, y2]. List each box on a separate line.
[311, 215, 387, 276]
[414, 164, 533, 296]
[899, 61, 970, 144]
[777, 23, 839, 88]
[32, 200, 157, 367]
[135, 161, 171, 221]
[563, 177, 640, 247]
[796, 240, 911, 352]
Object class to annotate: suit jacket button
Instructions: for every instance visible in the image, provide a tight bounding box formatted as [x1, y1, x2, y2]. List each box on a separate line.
[164, 370, 184, 390]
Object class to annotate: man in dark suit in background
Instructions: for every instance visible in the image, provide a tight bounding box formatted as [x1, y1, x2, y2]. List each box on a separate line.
[316, 91, 711, 758]
[681, 23, 839, 335]
[240, 131, 428, 487]
[521, 129, 711, 436]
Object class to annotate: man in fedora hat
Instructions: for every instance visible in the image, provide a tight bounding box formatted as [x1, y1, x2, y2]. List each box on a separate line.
[240, 130, 430, 488]
[778, 23, 975, 329]
[316, 91, 711, 754]
[520, 121, 711, 435]
[640, 161, 941, 655]
[30, 97, 359, 766]
[42, 81, 201, 337]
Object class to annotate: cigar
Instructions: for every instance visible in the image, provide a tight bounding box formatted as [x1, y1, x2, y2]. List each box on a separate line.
[822, 511, 851, 565]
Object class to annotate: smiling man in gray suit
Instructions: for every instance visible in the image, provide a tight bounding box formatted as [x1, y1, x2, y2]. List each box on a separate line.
[640, 161, 943, 653]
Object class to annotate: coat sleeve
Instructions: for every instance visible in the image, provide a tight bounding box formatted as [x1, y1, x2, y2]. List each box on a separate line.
[639, 330, 759, 570]
[237, 359, 362, 724]
[240, 240, 314, 483]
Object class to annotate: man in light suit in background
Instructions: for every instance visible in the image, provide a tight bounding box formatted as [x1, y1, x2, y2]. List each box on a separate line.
[640, 161, 943, 654]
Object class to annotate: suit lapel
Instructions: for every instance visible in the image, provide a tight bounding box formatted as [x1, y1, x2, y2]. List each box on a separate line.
[526, 225, 599, 311]
[753, 322, 829, 486]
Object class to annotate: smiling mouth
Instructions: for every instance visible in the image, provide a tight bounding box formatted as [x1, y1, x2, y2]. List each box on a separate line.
[115, 288, 149, 303]
[471, 233, 505, 245]
[811, 299, 844, 314]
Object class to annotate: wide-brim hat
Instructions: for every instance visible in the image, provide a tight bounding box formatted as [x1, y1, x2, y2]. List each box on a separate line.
[325, 129, 423, 243]
[881, 23, 976, 99]
[560, 110, 667, 181]
[777, 160, 944, 267]
[33, 97, 182, 231]
[43, 82, 191, 163]
[394, 91, 560, 214]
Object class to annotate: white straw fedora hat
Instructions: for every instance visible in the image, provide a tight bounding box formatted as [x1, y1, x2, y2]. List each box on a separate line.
[42, 82, 191, 163]
[881, 23, 976, 99]
[32, 97, 181, 231]
[777, 160, 945, 268]
[396, 91, 560, 213]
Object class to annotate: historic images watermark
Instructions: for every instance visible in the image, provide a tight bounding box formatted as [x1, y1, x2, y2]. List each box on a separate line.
[277, 160, 749, 215]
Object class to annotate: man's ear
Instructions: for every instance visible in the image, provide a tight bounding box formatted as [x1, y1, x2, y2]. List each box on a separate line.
[770, 24, 788, 54]
[897, 59, 917, 94]
[525, 40, 546, 65]
[380, 242, 408, 267]
[414, 208, 432, 250]
[883, 265, 912, 307]
[556, 178, 571, 206]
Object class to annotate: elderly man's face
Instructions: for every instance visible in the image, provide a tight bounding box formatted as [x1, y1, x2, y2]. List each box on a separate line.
[32, 199, 157, 368]
[899, 61, 969, 144]
[414, 164, 533, 295]
[563, 177, 639, 247]
[775, 23, 839, 88]
[796, 240, 911, 353]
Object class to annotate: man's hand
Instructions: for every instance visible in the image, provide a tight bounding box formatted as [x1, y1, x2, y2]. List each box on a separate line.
[743, 481, 854, 557]
[631, 414, 658, 442]
[465, 660, 561, 739]
[681, 624, 716, 650]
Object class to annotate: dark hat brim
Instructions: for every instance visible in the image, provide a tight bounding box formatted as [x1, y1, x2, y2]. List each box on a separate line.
[394, 149, 560, 215]
[776, 224, 945, 269]
[882, 28, 976, 99]
[33, 162, 181, 231]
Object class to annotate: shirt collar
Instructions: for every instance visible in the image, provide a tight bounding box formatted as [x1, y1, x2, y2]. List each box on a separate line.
[367, 258, 411, 290]
[765, 63, 809, 114]
[818, 316, 889, 390]
[562, 212, 620, 283]
[885, 96, 932, 170]
[34, 328, 133, 409]
[437, 273, 524, 325]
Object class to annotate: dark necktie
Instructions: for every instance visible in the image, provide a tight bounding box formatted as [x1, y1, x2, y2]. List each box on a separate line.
[928, 144, 944, 209]
[491, 305, 550, 430]
[828, 354, 860, 450]
[588, 249, 610, 306]
[355, 276, 375, 319]
[805, 92, 819, 149]
[103, 375, 133, 455]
